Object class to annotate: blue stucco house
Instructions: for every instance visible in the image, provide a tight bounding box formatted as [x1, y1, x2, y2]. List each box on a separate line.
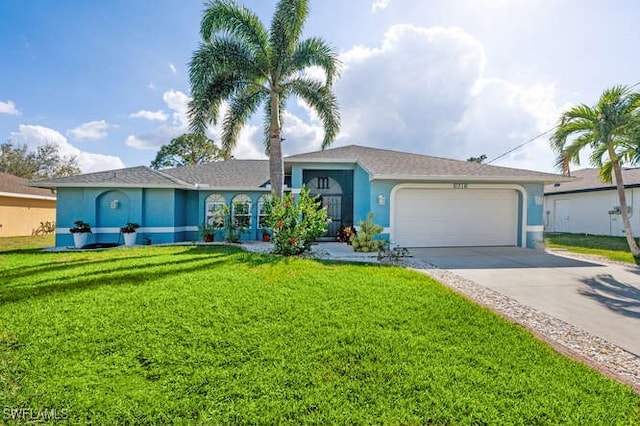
[29, 145, 568, 248]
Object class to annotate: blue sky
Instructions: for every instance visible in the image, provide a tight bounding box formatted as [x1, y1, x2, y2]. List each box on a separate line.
[1, 0, 639, 173]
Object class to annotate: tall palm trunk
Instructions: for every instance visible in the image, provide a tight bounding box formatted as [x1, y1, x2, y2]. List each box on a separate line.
[610, 151, 640, 257]
[269, 91, 284, 199]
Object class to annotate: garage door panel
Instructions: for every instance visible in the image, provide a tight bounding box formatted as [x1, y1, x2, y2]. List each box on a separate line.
[394, 188, 517, 247]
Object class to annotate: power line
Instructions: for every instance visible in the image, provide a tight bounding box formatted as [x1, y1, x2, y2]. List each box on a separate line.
[486, 79, 640, 165]
[486, 127, 555, 164]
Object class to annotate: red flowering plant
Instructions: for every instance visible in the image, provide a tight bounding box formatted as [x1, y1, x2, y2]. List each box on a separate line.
[264, 185, 329, 256]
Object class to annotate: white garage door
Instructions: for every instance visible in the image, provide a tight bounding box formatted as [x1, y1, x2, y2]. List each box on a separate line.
[394, 188, 518, 247]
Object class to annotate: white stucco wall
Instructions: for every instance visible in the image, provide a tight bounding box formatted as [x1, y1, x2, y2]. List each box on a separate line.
[544, 188, 640, 236]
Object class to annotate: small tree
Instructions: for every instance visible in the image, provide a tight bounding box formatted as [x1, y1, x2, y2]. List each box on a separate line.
[351, 212, 385, 252]
[0, 141, 80, 178]
[150, 133, 222, 169]
[265, 186, 329, 255]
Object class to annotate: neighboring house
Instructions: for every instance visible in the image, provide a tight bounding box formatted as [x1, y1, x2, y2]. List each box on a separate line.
[0, 172, 56, 237]
[29, 145, 567, 248]
[544, 167, 640, 236]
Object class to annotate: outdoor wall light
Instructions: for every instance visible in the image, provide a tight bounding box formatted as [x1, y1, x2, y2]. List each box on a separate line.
[110, 200, 119, 209]
[377, 194, 385, 206]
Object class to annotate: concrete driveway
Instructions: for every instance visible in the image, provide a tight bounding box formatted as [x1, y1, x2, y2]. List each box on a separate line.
[410, 247, 640, 357]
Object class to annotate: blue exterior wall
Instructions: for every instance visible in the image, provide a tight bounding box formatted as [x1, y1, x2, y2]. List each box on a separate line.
[524, 183, 545, 248]
[54, 165, 547, 249]
[56, 187, 188, 247]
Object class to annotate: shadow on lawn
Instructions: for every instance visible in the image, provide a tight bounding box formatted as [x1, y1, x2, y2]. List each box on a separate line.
[1, 252, 170, 282]
[0, 252, 236, 305]
[579, 274, 640, 319]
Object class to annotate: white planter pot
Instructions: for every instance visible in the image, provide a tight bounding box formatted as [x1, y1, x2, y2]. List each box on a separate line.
[72, 232, 89, 248]
[123, 232, 137, 246]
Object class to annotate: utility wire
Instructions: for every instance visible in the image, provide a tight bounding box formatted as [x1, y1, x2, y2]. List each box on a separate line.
[486, 127, 555, 164]
[486, 79, 640, 165]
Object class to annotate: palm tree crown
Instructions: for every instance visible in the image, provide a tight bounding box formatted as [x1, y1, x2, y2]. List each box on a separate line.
[551, 85, 640, 257]
[188, 0, 341, 198]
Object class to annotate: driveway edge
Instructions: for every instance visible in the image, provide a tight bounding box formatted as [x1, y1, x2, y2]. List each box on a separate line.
[415, 266, 640, 394]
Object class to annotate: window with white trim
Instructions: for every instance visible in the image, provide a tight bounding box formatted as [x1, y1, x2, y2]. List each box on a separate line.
[205, 194, 226, 228]
[232, 194, 252, 228]
[257, 194, 271, 229]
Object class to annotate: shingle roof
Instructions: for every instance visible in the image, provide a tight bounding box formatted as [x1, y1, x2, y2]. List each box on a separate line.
[28, 166, 192, 189]
[0, 172, 56, 199]
[28, 145, 569, 190]
[28, 162, 271, 190]
[164, 160, 270, 189]
[544, 168, 640, 194]
[286, 145, 568, 183]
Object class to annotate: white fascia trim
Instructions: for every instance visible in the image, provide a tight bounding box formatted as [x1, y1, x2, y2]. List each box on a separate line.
[197, 187, 273, 192]
[389, 183, 528, 248]
[30, 183, 189, 189]
[57, 226, 200, 235]
[372, 174, 573, 184]
[0, 191, 56, 201]
[286, 157, 357, 164]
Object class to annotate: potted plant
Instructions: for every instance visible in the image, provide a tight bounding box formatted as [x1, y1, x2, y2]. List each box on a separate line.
[199, 223, 215, 242]
[261, 228, 271, 242]
[69, 220, 91, 248]
[120, 222, 140, 246]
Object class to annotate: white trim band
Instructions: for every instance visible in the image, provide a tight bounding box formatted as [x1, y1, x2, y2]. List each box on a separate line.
[57, 226, 199, 234]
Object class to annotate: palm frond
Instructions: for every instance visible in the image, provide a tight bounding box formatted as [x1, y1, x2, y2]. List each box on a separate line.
[220, 87, 268, 158]
[288, 37, 342, 85]
[598, 161, 614, 184]
[201, 0, 269, 56]
[188, 38, 266, 134]
[285, 77, 341, 148]
[270, 0, 308, 74]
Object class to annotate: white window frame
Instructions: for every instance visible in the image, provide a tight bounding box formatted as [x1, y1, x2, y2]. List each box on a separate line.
[232, 194, 252, 229]
[257, 194, 271, 229]
[205, 194, 226, 228]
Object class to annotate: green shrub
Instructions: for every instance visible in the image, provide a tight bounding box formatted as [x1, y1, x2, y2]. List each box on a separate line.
[351, 212, 386, 252]
[265, 186, 329, 255]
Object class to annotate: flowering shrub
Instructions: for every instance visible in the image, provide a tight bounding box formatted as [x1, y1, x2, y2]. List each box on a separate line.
[265, 186, 329, 255]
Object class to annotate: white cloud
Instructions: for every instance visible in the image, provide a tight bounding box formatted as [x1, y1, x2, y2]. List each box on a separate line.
[163, 89, 190, 128]
[148, 82, 156, 90]
[372, 0, 390, 12]
[0, 100, 21, 115]
[10, 124, 125, 172]
[169, 63, 176, 74]
[67, 120, 110, 140]
[129, 110, 168, 121]
[126, 89, 192, 151]
[330, 23, 563, 172]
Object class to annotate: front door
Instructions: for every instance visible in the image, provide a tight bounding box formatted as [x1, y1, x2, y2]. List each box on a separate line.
[322, 195, 342, 237]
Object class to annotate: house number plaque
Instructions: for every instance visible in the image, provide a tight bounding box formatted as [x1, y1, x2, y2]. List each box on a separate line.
[453, 183, 468, 189]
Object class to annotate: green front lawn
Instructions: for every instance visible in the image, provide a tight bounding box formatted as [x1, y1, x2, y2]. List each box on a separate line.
[545, 233, 640, 264]
[1, 245, 638, 424]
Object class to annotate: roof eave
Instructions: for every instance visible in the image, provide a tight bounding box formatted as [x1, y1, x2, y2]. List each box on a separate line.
[370, 174, 577, 184]
[0, 191, 56, 201]
[26, 182, 191, 189]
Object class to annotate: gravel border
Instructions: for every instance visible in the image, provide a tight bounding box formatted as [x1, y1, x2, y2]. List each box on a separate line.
[401, 255, 640, 394]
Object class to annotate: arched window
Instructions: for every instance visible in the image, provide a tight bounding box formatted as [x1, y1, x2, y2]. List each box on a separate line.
[232, 194, 252, 228]
[257, 194, 272, 229]
[205, 194, 226, 228]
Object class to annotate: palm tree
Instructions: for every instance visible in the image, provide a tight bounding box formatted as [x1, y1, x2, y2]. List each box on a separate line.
[188, 0, 341, 198]
[551, 85, 640, 257]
